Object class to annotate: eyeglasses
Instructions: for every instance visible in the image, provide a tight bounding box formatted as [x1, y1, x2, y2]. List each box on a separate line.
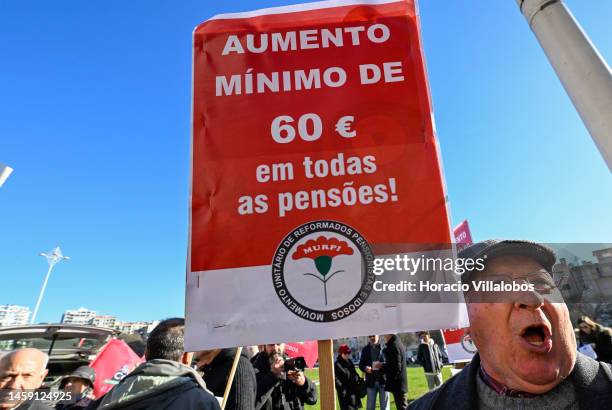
[483, 270, 558, 294]
[466, 270, 564, 303]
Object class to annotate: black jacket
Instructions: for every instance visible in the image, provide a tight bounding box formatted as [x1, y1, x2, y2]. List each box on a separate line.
[202, 348, 257, 410]
[416, 341, 442, 374]
[94, 359, 220, 410]
[253, 352, 317, 410]
[382, 335, 407, 393]
[592, 325, 612, 363]
[358, 343, 385, 387]
[409, 353, 612, 410]
[335, 356, 362, 409]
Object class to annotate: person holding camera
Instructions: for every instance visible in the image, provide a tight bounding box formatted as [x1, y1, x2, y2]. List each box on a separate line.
[335, 344, 363, 410]
[253, 343, 317, 410]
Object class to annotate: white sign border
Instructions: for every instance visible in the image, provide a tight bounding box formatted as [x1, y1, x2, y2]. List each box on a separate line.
[207, 0, 405, 21]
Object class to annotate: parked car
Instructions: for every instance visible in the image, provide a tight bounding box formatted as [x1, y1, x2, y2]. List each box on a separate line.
[0, 324, 118, 387]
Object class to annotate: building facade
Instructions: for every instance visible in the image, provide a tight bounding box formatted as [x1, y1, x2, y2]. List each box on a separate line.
[114, 320, 159, 337]
[0, 305, 31, 327]
[114, 321, 149, 334]
[553, 246, 612, 302]
[91, 315, 117, 329]
[60, 308, 159, 335]
[61, 307, 97, 325]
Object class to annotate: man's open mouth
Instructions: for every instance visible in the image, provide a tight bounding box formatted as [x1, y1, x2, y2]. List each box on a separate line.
[519, 324, 552, 353]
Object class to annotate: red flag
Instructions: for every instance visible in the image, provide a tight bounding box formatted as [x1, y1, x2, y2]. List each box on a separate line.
[446, 220, 476, 362]
[285, 341, 318, 369]
[89, 339, 144, 398]
[453, 220, 474, 252]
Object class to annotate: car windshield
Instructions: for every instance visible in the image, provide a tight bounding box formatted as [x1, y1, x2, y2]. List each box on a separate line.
[0, 326, 116, 385]
[0, 326, 114, 357]
[0, 335, 106, 354]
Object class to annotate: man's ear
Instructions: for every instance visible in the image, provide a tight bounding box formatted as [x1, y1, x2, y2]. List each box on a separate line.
[181, 352, 194, 366]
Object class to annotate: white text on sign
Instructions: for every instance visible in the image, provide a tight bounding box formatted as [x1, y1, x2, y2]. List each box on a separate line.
[221, 24, 391, 55]
[270, 114, 357, 144]
[215, 63, 404, 96]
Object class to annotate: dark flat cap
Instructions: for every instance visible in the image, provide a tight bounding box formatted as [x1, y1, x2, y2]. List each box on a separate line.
[459, 239, 556, 281]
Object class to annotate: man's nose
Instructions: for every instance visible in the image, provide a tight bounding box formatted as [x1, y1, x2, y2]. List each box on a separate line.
[514, 286, 545, 310]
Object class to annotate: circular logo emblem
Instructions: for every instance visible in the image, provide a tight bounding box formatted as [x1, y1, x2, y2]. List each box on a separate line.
[272, 220, 375, 322]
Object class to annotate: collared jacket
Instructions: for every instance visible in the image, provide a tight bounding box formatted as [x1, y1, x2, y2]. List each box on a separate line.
[409, 353, 612, 410]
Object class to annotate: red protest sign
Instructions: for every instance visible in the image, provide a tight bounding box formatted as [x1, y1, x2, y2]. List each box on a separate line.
[186, 0, 462, 350]
[89, 339, 144, 398]
[444, 220, 475, 362]
[441, 328, 476, 363]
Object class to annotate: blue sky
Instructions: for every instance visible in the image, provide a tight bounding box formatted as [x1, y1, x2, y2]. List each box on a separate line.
[1, 0, 610, 324]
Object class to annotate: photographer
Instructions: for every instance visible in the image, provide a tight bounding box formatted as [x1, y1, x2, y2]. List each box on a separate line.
[253, 344, 317, 410]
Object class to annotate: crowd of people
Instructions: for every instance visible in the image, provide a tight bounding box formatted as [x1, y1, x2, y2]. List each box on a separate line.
[1, 240, 612, 409]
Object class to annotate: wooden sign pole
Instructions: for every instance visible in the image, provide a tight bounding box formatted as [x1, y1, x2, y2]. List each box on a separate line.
[317, 339, 336, 410]
[221, 346, 243, 410]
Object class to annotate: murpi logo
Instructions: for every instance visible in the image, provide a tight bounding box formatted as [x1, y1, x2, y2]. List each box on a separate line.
[272, 221, 375, 322]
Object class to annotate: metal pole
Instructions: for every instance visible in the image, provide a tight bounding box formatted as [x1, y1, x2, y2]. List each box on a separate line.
[31, 247, 70, 324]
[30, 264, 54, 324]
[516, 0, 612, 171]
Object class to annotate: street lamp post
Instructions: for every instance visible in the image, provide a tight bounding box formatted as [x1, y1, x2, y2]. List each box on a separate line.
[0, 163, 13, 187]
[30, 247, 70, 324]
[515, 0, 612, 171]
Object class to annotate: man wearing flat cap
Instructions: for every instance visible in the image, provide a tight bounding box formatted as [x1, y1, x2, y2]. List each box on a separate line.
[410, 240, 612, 409]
